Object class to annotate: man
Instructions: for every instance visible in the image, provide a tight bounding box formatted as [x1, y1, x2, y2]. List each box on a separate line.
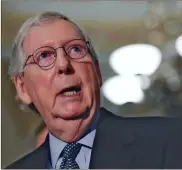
[7, 11, 182, 169]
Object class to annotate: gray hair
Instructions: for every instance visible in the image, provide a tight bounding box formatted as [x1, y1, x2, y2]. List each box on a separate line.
[9, 11, 98, 79]
[8, 11, 99, 112]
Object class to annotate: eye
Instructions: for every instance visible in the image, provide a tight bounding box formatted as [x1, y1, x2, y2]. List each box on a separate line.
[67, 45, 86, 59]
[34, 48, 55, 67]
[35, 50, 54, 61]
[69, 46, 82, 53]
[40, 51, 51, 58]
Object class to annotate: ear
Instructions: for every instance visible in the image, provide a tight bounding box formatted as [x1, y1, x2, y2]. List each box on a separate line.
[94, 60, 103, 87]
[13, 75, 32, 104]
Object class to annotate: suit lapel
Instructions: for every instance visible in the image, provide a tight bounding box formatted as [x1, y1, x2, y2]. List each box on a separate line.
[89, 108, 135, 169]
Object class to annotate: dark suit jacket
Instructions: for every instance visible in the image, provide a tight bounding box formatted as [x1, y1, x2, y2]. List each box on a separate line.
[6, 108, 182, 169]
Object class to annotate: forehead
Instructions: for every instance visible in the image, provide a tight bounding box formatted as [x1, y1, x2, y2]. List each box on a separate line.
[23, 20, 84, 54]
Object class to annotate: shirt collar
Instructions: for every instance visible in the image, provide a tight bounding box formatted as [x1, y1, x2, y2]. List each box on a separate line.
[49, 112, 100, 168]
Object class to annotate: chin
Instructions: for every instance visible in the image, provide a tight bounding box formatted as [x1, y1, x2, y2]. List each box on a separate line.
[59, 104, 89, 119]
[64, 110, 89, 120]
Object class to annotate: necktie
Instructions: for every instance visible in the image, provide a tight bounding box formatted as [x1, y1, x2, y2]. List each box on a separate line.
[59, 142, 82, 169]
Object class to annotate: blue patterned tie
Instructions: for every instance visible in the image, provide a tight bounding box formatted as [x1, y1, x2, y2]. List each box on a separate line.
[59, 143, 82, 169]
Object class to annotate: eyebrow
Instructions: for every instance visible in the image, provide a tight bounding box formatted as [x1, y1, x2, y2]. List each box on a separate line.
[37, 37, 85, 49]
[27, 38, 86, 57]
[39, 37, 85, 47]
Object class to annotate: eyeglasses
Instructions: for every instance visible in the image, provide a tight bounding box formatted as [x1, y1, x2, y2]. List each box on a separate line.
[24, 39, 90, 69]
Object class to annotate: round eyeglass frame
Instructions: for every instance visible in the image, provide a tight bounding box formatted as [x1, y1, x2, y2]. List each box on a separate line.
[23, 39, 90, 69]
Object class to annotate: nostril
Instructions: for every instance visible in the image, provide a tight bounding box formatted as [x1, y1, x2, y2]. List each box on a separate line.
[58, 66, 74, 75]
[58, 70, 63, 74]
[67, 67, 73, 73]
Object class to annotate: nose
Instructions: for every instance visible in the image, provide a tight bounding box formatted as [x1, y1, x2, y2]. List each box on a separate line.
[55, 48, 74, 75]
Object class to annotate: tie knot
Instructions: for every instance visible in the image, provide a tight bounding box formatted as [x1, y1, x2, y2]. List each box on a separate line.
[61, 142, 82, 160]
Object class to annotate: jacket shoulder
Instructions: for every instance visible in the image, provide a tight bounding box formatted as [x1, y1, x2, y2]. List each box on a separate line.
[6, 150, 37, 169]
[5, 142, 49, 169]
[100, 107, 181, 137]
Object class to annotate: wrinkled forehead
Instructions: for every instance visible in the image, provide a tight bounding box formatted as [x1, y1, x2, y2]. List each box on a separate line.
[22, 19, 85, 54]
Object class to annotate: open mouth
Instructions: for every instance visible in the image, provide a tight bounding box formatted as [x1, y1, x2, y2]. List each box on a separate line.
[60, 85, 81, 97]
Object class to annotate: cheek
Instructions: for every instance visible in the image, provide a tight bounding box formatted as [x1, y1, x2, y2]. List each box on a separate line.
[27, 76, 47, 92]
[86, 64, 99, 85]
[25, 70, 52, 89]
[79, 63, 99, 93]
[24, 72, 55, 105]
[79, 64, 93, 83]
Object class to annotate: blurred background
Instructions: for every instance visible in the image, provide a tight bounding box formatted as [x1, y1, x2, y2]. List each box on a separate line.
[2, 0, 182, 168]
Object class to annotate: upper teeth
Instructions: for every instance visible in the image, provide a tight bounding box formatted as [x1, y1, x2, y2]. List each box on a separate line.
[63, 91, 77, 96]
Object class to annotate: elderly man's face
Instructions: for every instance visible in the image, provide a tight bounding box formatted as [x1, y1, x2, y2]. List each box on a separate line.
[14, 20, 102, 142]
